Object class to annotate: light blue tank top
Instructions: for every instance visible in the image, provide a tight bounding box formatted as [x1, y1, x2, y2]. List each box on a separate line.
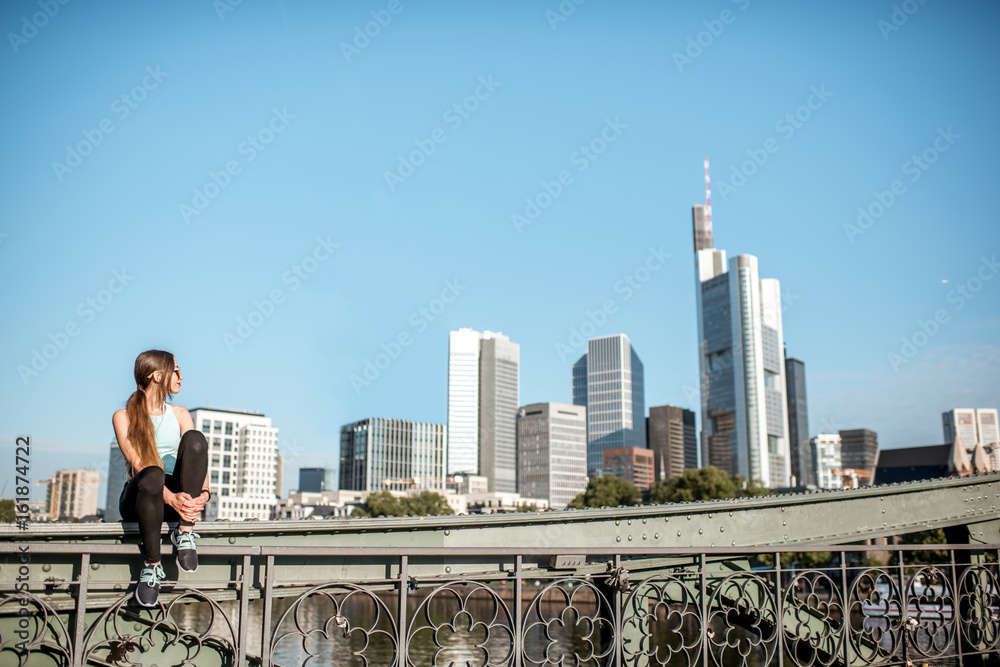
[150, 404, 181, 474]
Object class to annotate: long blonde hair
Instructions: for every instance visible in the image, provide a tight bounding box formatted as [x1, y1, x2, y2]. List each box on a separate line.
[125, 350, 176, 471]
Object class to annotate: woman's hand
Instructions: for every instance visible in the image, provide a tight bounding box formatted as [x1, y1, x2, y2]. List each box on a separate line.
[166, 490, 202, 524]
[189, 490, 210, 514]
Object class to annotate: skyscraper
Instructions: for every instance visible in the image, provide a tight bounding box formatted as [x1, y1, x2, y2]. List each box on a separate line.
[340, 418, 447, 492]
[838, 429, 879, 485]
[105, 440, 129, 523]
[692, 159, 791, 487]
[646, 405, 697, 481]
[298, 467, 335, 493]
[572, 334, 646, 476]
[516, 402, 587, 509]
[784, 357, 814, 486]
[447, 329, 520, 492]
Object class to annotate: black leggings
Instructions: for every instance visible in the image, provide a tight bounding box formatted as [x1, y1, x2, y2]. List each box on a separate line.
[119, 430, 208, 563]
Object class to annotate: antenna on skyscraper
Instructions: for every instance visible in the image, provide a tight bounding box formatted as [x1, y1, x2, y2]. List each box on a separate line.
[704, 156, 713, 236]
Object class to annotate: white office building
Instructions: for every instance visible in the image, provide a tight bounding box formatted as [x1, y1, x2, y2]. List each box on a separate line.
[190, 407, 280, 521]
[446, 329, 520, 492]
[516, 403, 587, 509]
[943, 408, 999, 470]
[692, 162, 791, 488]
[811, 434, 843, 490]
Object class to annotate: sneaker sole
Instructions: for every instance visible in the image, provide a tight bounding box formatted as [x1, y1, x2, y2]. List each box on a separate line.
[134, 591, 160, 607]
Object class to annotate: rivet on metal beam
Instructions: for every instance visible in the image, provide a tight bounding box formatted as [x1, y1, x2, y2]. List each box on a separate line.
[654, 533, 659, 539]
[42, 564, 51, 572]
[616, 536, 621, 542]
[228, 537, 236, 545]
[444, 530, 450, 536]
[90, 562, 100, 571]
[720, 527, 725, 532]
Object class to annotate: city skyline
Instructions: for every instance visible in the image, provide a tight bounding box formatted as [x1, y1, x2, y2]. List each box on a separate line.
[2, 2, 998, 502]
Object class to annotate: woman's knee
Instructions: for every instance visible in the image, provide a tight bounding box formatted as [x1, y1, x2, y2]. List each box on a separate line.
[180, 430, 208, 458]
[135, 466, 165, 496]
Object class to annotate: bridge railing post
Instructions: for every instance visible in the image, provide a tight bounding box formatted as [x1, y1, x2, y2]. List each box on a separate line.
[774, 550, 783, 667]
[71, 552, 89, 667]
[839, 549, 851, 667]
[261, 554, 274, 667]
[514, 554, 522, 667]
[236, 554, 250, 667]
[397, 554, 408, 667]
[700, 553, 708, 667]
[613, 554, 622, 667]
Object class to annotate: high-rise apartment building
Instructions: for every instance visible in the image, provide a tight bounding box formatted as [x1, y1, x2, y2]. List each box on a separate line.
[572, 334, 646, 476]
[104, 440, 130, 522]
[340, 418, 447, 493]
[810, 434, 843, 490]
[838, 429, 879, 485]
[602, 447, 655, 491]
[516, 403, 587, 509]
[692, 160, 791, 487]
[446, 329, 520, 492]
[646, 405, 697, 481]
[784, 357, 813, 487]
[190, 407, 280, 521]
[47, 469, 100, 521]
[299, 467, 335, 493]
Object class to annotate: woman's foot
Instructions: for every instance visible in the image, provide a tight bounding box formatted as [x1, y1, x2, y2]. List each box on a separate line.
[170, 529, 200, 573]
[135, 562, 165, 607]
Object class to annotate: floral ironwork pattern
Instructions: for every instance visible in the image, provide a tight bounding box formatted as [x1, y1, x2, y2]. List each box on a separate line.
[82, 587, 238, 666]
[270, 583, 397, 667]
[782, 572, 843, 667]
[406, 580, 513, 667]
[903, 566, 954, 659]
[522, 579, 613, 666]
[621, 574, 701, 667]
[706, 572, 777, 667]
[0, 591, 73, 667]
[958, 564, 1000, 652]
[848, 569, 902, 666]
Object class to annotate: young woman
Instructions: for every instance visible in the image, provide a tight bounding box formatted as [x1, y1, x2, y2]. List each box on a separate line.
[112, 350, 211, 607]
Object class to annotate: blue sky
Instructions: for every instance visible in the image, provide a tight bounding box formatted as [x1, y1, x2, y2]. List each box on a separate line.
[2, 0, 998, 505]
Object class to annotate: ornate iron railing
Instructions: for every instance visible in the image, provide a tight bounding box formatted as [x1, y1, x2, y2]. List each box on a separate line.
[0, 543, 997, 666]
